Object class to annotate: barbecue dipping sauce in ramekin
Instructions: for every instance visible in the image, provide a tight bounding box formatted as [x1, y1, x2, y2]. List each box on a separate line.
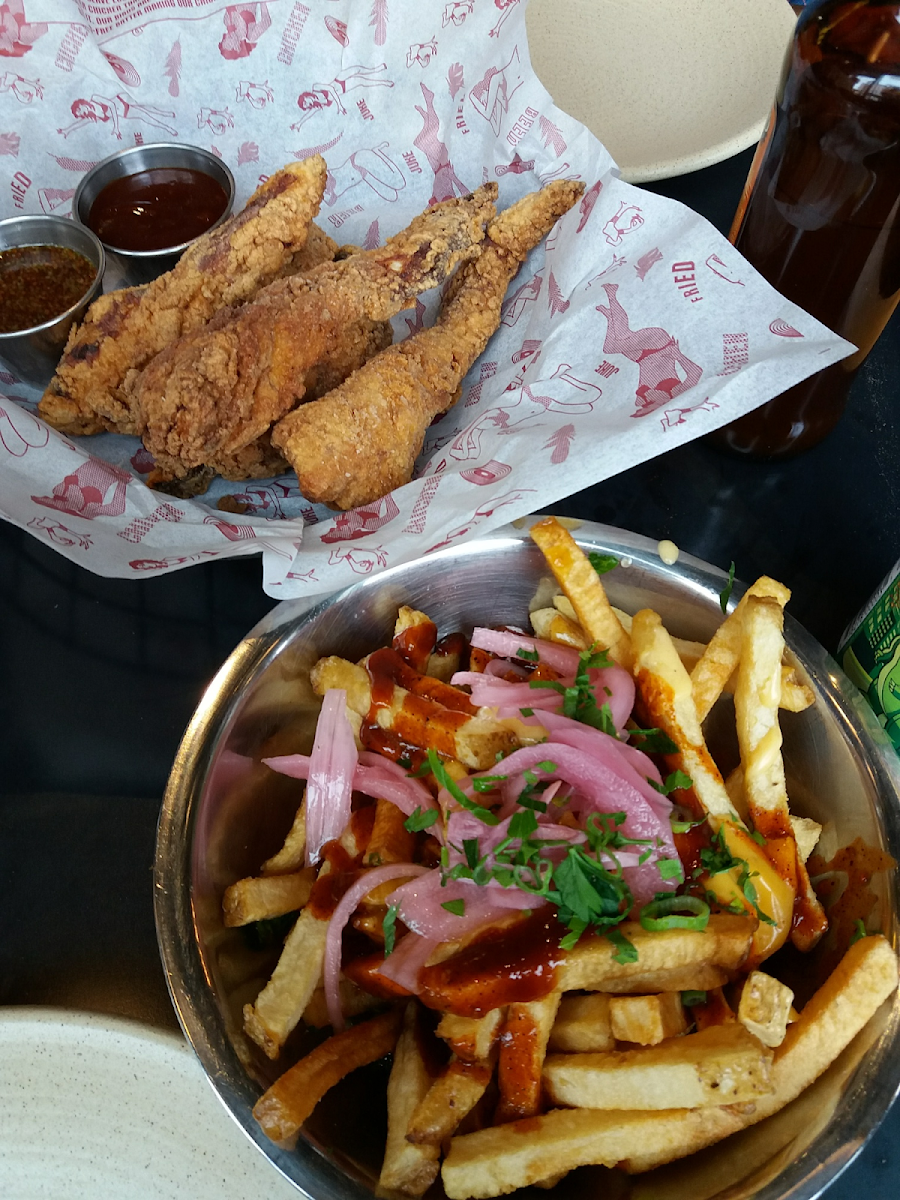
[85, 167, 229, 252]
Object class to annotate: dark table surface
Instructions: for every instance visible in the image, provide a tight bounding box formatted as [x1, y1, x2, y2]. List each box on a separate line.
[1, 145, 898, 1197]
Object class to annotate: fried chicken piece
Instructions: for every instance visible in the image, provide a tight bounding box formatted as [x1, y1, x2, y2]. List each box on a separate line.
[271, 180, 584, 510]
[132, 185, 498, 483]
[38, 157, 329, 438]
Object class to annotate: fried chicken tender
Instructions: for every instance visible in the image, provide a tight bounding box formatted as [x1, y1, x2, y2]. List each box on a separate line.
[132, 184, 498, 484]
[271, 179, 584, 510]
[38, 157, 329, 439]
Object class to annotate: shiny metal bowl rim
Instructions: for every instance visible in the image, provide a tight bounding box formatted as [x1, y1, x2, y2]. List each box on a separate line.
[0, 214, 105, 340]
[72, 141, 236, 259]
[154, 519, 900, 1200]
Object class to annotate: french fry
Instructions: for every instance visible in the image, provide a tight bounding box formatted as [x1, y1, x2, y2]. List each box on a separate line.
[441, 935, 898, 1197]
[394, 606, 438, 672]
[310, 656, 516, 769]
[548, 993, 614, 1053]
[438, 1010, 506, 1063]
[608, 992, 688, 1046]
[736, 969, 794, 1048]
[495, 993, 561, 1123]
[543, 1022, 774, 1110]
[630, 608, 795, 963]
[365, 797, 416, 868]
[302, 978, 385, 1027]
[380, 1002, 442, 1196]
[558, 914, 757, 993]
[406, 1056, 494, 1146]
[735, 596, 827, 951]
[689, 576, 791, 723]
[253, 1007, 402, 1145]
[791, 814, 823, 864]
[222, 868, 315, 927]
[621, 933, 899, 1173]
[529, 606, 590, 651]
[260, 795, 307, 875]
[244, 820, 368, 1058]
[690, 987, 737, 1032]
[528, 517, 633, 668]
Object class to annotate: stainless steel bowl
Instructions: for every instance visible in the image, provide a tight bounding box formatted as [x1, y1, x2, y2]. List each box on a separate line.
[155, 519, 900, 1200]
[0, 215, 104, 387]
[73, 142, 235, 285]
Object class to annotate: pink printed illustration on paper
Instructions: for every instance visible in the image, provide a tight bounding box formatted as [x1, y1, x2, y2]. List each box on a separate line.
[500, 271, 541, 327]
[203, 514, 258, 540]
[490, 0, 520, 38]
[443, 1, 473, 27]
[469, 46, 525, 136]
[0, 1, 46, 58]
[424, 489, 536, 554]
[38, 186, 74, 213]
[324, 143, 406, 206]
[706, 252, 745, 286]
[118, 502, 183, 544]
[495, 151, 533, 177]
[407, 39, 437, 69]
[219, 4, 272, 61]
[635, 247, 663, 281]
[235, 79, 273, 109]
[320, 494, 400, 542]
[292, 64, 394, 132]
[575, 180, 602, 232]
[102, 52, 140, 87]
[543, 424, 575, 463]
[459, 459, 512, 485]
[0, 70, 42, 102]
[327, 544, 389, 573]
[0, 402, 48, 456]
[603, 200, 644, 246]
[414, 82, 470, 203]
[59, 92, 177, 139]
[198, 106, 234, 136]
[28, 515, 92, 550]
[658, 396, 719, 430]
[324, 15, 348, 46]
[32, 459, 131, 520]
[130, 552, 218, 571]
[595, 282, 703, 416]
[770, 318, 803, 338]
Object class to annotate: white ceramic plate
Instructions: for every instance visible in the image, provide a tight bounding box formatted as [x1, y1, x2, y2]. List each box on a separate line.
[526, 0, 796, 182]
[0, 1008, 299, 1199]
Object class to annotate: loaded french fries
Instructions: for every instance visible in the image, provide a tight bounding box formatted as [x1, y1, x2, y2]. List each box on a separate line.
[222, 516, 898, 1197]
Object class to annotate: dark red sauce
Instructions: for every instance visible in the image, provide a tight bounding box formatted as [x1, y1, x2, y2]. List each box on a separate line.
[417, 912, 567, 1018]
[87, 167, 228, 252]
[0, 245, 96, 333]
[393, 620, 438, 672]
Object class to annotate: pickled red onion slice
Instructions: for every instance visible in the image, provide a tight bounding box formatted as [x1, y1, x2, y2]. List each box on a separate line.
[469, 628, 582, 675]
[324, 862, 427, 1031]
[303, 689, 357, 866]
[377, 930, 442, 993]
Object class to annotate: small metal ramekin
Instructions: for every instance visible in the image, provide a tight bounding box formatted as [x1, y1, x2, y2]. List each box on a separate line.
[72, 142, 236, 286]
[0, 215, 104, 388]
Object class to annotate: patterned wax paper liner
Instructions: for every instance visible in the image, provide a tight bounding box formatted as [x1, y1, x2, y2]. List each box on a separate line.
[0, 0, 852, 598]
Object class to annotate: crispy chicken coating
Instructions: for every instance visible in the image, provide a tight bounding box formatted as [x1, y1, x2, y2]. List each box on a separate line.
[132, 185, 498, 483]
[271, 180, 584, 510]
[38, 157, 329, 438]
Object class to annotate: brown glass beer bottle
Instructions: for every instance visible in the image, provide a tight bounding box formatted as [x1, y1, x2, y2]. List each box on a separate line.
[714, 0, 900, 458]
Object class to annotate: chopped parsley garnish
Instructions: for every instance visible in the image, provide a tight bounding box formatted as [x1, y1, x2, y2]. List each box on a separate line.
[657, 857, 685, 883]
[516, 647, 540, 662]
[720, 561, 736, 613]
[427, 748, 499, 825]
[383, 904, 399, 957]
[531, 646, 617, 735]
[606, 928, 638, 964]
[589, 551, 619, 577]
[404, 807, 440, 832]
[696, 826, 774, 925]
[472, 774, 508, 793]
[519, 707, 534, 717]
[442, 898, 466, 917]
[649, 770, 694, 796]
[630, 727, 680, 755]
[681, 990, 707, 1007]
[850, 918, 870, 945]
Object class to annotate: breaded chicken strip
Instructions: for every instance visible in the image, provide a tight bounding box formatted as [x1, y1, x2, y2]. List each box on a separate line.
[38, 157, 329, 438]
[133, 185, 498, 484]
[271, 180, 584, 510]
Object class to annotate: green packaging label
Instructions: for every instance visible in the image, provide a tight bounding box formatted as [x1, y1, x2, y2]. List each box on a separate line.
[839, 565, 900, 755]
